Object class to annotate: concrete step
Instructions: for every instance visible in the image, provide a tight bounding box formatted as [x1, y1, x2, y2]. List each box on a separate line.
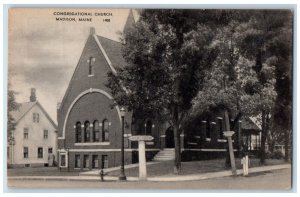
[153, 149, 175, 161]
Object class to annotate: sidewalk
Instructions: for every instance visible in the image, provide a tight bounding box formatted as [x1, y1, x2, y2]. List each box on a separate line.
[7, 164, 291, 182]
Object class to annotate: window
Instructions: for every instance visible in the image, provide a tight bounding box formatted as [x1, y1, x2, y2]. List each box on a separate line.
[84, 121, 90, 142]
[23, 147, 28, 158]
[7, 147, 10, 158]
[102, 119, 109, 142]
[38, 147, 43, 158]
[33, 113, 40, 123]
[60, 155, 66, 167]
[88, 57, 95, 75]
[75, 154, 81, 168]
[75, 122, 82, 143]
[206, 120, 211, 138]
[218, 118, 224, 138]
[101, 155, 108, 169]
[93, 120, 100, 142]
[48, 147, 53, 154]
[92, 155, 99, 168]
[33, 113, 36, 122]
[83, 155, 89, 168]
[43, 130, 48, 139]
[23, 128, 29, 139]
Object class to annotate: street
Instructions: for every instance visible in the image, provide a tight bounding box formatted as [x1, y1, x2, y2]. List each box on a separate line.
[6, 169, 291, 190]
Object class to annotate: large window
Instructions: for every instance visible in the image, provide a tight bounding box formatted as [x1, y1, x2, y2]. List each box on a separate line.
[83, 155, 89, 168]
[93, 120, 100, 142]
[37, 147, 43, 158]
[75, 122, 82, 143]
[145, 120, 153, 135]
[75, 154, 81, 168]
[23, 128, 29, 139]
[102, 119, 109, 142]
[101, 155, 108, 169]
[43, 130, 48, 139]
[84, 121, 90, 142]
[92, 155, 99, 168]
[23, 147, 28, 158]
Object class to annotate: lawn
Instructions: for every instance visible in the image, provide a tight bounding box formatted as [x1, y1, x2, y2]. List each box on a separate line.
[6, 158, 288, 177]
[7, 167, 80, 177]
[107, 158, 288, 177]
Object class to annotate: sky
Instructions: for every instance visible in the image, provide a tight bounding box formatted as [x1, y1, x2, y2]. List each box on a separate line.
[8, 8, 137, 123]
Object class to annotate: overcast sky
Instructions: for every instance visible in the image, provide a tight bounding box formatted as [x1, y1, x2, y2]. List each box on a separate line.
[9, 8, 137, 123]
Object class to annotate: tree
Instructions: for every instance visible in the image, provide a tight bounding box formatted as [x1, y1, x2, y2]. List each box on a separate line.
[7, 87, 19, 143]
[235, 10, 291, 164]
[107, 9, 229, 173]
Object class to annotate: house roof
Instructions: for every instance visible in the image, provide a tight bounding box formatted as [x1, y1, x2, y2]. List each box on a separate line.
[97, 36, 128, 69]
[241, 117, 261, 134]
[10, 101, 58, 130]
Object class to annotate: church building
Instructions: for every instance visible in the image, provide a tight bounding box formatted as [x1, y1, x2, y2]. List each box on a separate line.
[57, 10, 260, 171]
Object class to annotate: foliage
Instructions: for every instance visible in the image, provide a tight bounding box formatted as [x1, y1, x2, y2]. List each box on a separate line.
[7, 88, 19, 140]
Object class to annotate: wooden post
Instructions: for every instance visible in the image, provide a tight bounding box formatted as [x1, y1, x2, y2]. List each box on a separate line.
[224, 111, 237, 176]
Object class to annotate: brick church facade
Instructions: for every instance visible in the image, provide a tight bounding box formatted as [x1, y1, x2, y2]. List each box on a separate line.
[57, 10, 260, 171]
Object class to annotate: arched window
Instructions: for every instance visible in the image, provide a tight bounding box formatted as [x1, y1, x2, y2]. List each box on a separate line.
[93, 120, 99, 142]
[88, 57, 95, 75]
[75, 122, 82, 143]
[145, 120, 153, 135]
[84, 121, 90, 142]
[102, 119, 109, 142]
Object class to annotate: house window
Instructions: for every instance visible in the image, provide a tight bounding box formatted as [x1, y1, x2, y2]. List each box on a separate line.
[23, 128, 29, 139]
[101, 155, 108, 169]
[206, 119, 211, 138]
[23, 147, 28, 158]
[48, 147, 53, 154]
[75, 122, 82, 143]
[102, 119, 109, 142]
[43, 130, 48, 139]
[88, 57, 95, 76]
[92, 155, 99, 168]
[75, 154, 81, 168]
[93, 120, 100, 142]
[83, 155, 89, 168]
[33, 113, 40, 123]
[84, 121, 90, 142]
[38, 147, 43, 158]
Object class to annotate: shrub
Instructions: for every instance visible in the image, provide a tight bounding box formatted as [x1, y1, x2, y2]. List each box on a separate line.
[271, 150, 284, 159]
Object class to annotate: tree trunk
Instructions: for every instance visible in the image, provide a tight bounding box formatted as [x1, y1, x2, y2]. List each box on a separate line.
[260, 111, 267, 165]
[172, 104, 181, 174]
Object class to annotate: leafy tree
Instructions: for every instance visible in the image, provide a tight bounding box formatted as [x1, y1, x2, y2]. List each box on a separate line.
[107, 9, 230, 173]
[235, 10, 291, 164]
[7, 87, 19, 142]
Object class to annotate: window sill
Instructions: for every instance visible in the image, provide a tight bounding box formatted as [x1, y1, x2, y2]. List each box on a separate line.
[88, 75, 94, 77]
[206, 138, 211, 142]
[217, 139, 227, 142]
[75, 142, 110, 146]
[74, 168, 81, 170]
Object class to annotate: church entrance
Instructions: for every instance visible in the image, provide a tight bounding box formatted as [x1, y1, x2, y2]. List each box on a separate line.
[165, 127, 175, 148]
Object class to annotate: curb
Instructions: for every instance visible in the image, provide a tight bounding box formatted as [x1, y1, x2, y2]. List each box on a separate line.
[8, 164, 291, 182]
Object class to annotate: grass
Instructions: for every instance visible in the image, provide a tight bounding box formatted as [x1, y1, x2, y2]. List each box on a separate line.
[107, 158, 288, 177]
[6, 158, 288, 177]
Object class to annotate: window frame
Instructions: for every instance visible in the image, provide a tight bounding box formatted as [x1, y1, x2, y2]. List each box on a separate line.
[37, 147, 43, 159]
[23, 147, 29, 158]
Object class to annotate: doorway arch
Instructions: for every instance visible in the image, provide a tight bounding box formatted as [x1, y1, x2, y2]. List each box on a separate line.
[165, 127, 174, 148]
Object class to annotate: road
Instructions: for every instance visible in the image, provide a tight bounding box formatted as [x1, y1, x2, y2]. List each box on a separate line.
[6, 169, 291, 191]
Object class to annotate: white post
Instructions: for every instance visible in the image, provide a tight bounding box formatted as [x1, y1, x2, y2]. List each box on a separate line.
[245, 155, 249, 176]
[138, 140, 147, 180]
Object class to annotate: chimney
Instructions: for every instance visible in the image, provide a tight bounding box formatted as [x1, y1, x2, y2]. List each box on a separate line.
[30, 88, 36, 102]
[90, 27, 95, 35]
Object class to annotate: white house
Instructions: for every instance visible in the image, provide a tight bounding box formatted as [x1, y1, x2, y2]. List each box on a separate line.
[8, 88, 58, 168]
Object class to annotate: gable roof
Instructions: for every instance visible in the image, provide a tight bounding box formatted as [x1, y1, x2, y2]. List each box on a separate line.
[123, 9, 136, 34]
[10, 101, 58, 129]
[241, 117, 261, 132]
[97, 36, 128, 69]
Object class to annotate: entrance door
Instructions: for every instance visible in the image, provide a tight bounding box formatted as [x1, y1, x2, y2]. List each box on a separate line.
[165, 127, 174, 148]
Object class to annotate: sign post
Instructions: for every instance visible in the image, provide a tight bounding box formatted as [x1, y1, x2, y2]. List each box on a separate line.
[129, 135, 153, 180]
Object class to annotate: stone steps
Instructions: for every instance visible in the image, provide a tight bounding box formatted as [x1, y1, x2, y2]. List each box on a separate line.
[153, 148, 175, 161]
